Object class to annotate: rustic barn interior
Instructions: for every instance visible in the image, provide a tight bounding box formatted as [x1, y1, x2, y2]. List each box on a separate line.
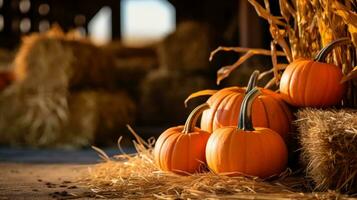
[1, 0, 356, 199]
[0, 0, 277, 148]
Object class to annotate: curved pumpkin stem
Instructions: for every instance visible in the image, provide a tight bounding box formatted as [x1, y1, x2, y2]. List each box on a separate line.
[314, 37, 354, 62]
[238, 87, 261, 131]
[183, 103, 209, 134]
[246, 70, 260, 94]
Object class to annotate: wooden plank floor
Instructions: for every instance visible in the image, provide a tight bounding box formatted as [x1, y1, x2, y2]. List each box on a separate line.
[0, 163, 91, 200]
[0, 148, 136, 200]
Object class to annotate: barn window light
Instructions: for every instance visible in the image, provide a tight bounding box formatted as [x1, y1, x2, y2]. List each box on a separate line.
[20, 18, 31, 33]
[88, 6, 112, 44]
[120, 0, 176, 47]
[19, 0, 31, 13]
[38, 4, 50, 16]
[38, 20, 50, 32]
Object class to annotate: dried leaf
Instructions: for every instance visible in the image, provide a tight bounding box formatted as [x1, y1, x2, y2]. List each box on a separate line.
[264, 0, 270, 13]
[184, 90, 217, 107]
[248, 0, 286, 26]
[210, 46, 285, 61]
[210, 46, 287, 84]
[331, 1, 357, 28]
[270, 24, 293, 63]
[217, 51, 255, 85]
[331, 1, 357, 46]
[258, 64, 289, 81]
[271, 41, 279, 85]
[264, 77, 277, 89]
[341, 66, 357, 83]
[349, 25, 357, 47]
[279, 0, 296, 22]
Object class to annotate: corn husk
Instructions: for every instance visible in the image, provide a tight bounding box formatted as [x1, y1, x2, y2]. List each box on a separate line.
[210, 0, 357, 107]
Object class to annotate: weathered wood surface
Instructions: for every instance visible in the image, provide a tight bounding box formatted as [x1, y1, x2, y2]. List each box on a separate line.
[0, 148, 133, 200]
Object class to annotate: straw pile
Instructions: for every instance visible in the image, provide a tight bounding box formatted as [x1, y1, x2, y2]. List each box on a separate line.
[82, 127, 356, 199]
[0, 89, 135, 148]
[0, 27, 137, 148]
[297, 108, 357, 193]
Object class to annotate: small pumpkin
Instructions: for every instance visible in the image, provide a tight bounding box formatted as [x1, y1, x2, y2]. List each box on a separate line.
[197, 70, 292, 140]
[279, 38, 352, 107]
[206, 87, 288, 178]
[154, 103, 210, 174]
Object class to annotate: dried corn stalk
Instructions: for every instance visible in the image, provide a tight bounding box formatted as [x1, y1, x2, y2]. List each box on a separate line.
[211, 0, 357, 107]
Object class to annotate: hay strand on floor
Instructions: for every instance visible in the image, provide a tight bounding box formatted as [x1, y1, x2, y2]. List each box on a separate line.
[82, 126, 354, 199]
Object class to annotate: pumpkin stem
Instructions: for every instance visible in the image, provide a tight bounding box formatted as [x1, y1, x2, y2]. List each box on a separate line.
[238, 87, 261, 131]
[183, 103, 209, 134]
[246, 70, 260, 94]
[314, 37, 353, 62]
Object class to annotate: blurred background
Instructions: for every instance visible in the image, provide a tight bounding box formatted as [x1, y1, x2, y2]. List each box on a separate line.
[0, 0, 280, 151]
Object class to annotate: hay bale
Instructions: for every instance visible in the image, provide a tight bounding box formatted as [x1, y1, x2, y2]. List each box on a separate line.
[90, 91, 136, 146]
[297, 108, 357, 193]
[0, 88, 135, 148]
[139, 69, 213, 125]
[0, 86, 70, 148]
[13, 28, 156, 92]
[13, 31, 117, 90]
[158, 21, 214, 72]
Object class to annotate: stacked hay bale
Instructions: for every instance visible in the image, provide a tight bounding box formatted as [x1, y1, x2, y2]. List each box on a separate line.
[0, 28, 141, 148]
[296, 109, 357, 193]
[140, 21, 216, 125]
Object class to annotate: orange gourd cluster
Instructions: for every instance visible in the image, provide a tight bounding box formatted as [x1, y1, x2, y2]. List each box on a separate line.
[154, 38, 348, 178]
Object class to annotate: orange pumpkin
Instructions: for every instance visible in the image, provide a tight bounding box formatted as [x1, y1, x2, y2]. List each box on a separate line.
[206, 88, 288, 178]
[154, 103, 210, 174]
[279, 38, 350, 107]
[200, 71, 292, 140]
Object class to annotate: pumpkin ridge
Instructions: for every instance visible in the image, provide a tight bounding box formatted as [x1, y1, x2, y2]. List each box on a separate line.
[256, 132, 266, 176]
[156, 130, 178, 170]
[318, 65, 331, 106]
[285, 62, 299, 105]
[228, 94, 245, 128]
[212, 92, 238, 131]
[217, 92, 241, 129]
[275, 97, 290, 139]
[258, 97, 270, 131]
[299, 60, 313, 105]
[227, 128, 236, 172]
[169, 134, 183, 172]
[204, 90, 234, 132]
[206, 130, 219, 172]
[271, 94, 291, 124]
[242, 131, 247, 174]
[303, 62, 314, 104]
[290, 62, 303, 105]
[187, 134, 191, 172]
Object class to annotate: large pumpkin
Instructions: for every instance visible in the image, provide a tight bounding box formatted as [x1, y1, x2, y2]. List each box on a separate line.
[154, 103, 210, 174]
[279, 38, 350, 107]
[199, 70, 292, 140]
[206, 88, 288, 178]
